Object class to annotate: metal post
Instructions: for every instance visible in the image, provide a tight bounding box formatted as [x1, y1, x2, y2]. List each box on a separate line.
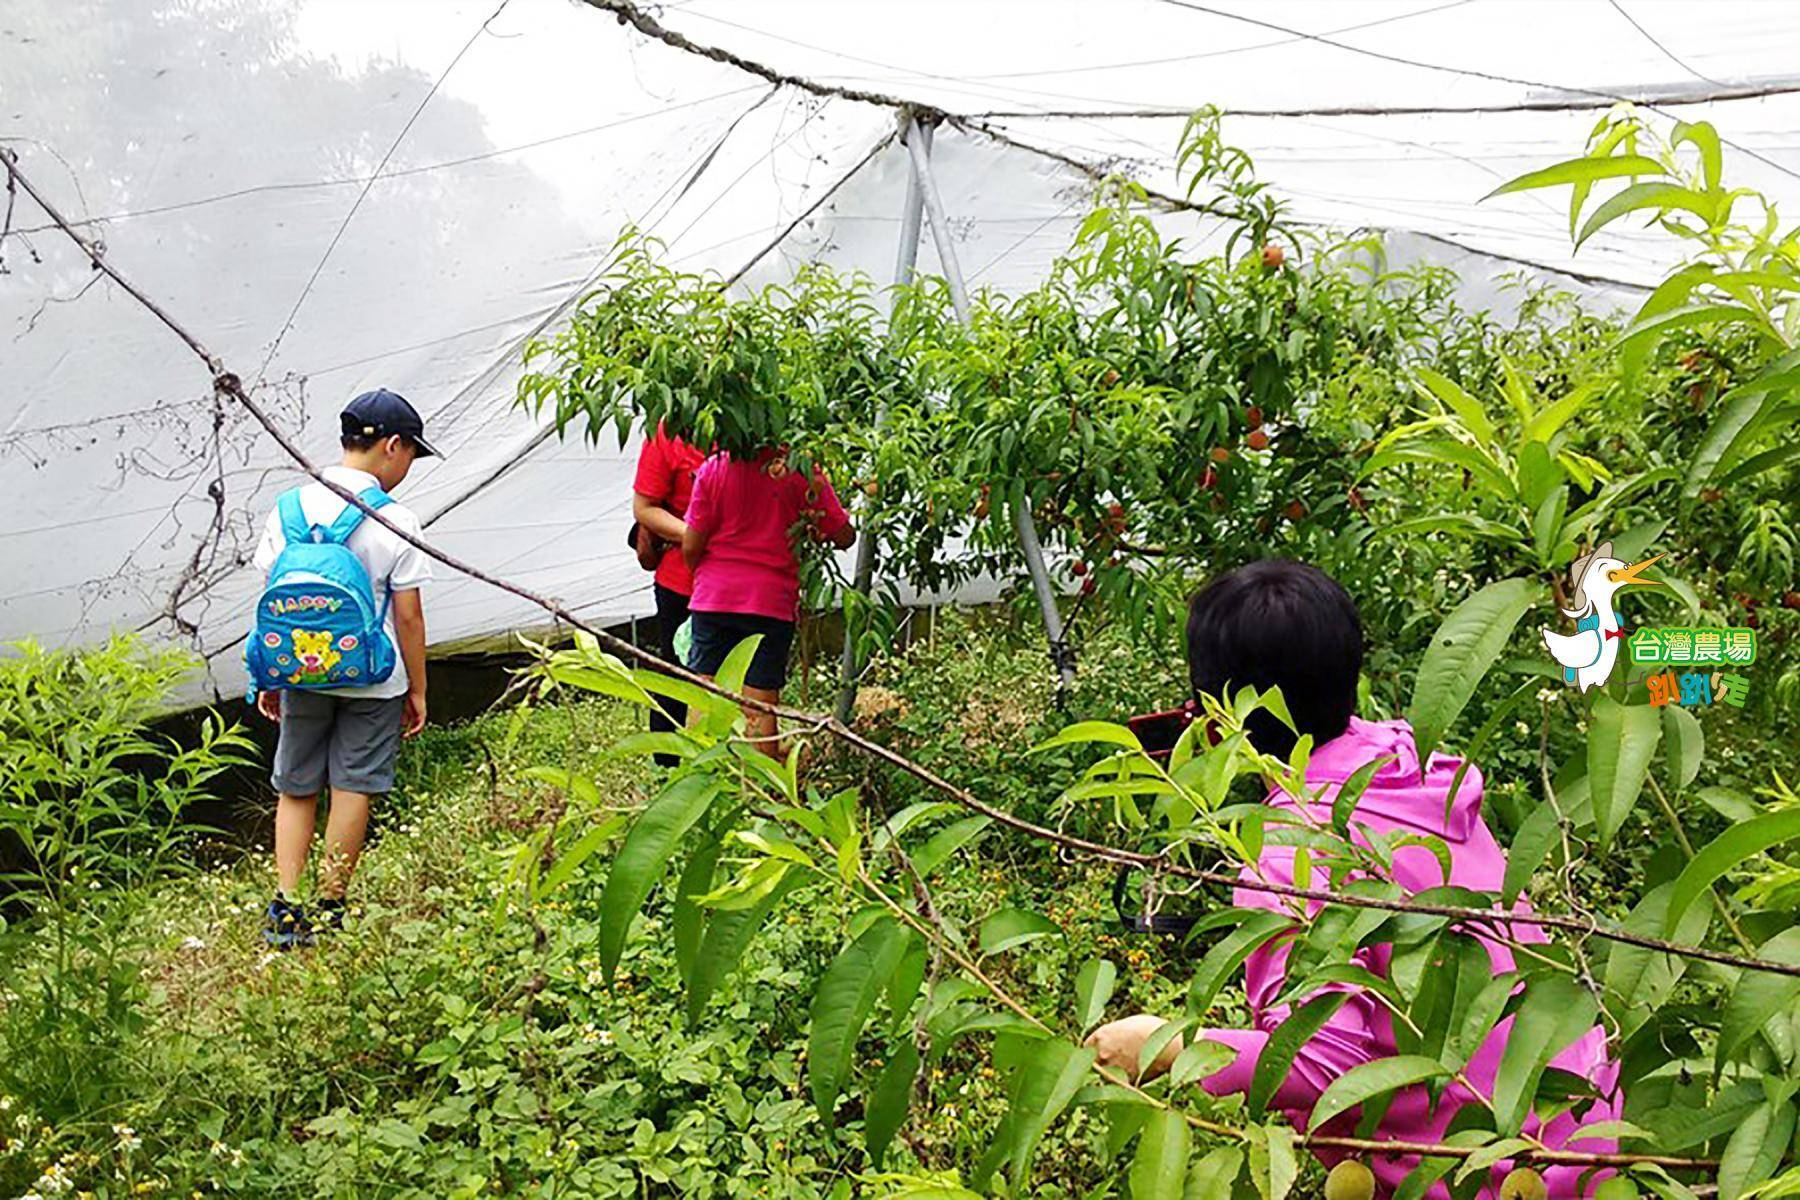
[836, 119, 929, 722]
[907, 117, 1076, 686]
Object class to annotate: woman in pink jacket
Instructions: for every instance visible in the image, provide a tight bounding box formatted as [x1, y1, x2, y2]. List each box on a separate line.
[1088, 561, 1619, 1199]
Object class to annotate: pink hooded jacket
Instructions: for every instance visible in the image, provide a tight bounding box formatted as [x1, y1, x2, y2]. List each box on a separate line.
[1193, 717, 1620, 1198]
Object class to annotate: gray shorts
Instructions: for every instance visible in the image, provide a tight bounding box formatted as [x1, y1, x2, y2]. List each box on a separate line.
[271, 691, 405, 796]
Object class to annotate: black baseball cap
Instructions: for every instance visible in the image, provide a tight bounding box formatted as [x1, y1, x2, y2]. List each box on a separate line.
[341, 389, 440, 458]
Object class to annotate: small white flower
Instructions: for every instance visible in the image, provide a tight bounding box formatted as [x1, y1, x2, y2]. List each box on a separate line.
[258, 951, 279, 968]
[180, 936, 206, 951]
[584, 967, 605, 987]
[1535, 688, 1559, 704]
[595, 1029, 614, 1046]
[113, 1122, 141, 1152]
[35, 1159, 73, 1193]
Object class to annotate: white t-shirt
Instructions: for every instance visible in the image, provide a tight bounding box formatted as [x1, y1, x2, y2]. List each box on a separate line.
[253, 465, 433, 700]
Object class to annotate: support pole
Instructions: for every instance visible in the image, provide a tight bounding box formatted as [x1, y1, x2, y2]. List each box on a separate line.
[836, 118, 929, 722]
[906, 118, 1076, 687]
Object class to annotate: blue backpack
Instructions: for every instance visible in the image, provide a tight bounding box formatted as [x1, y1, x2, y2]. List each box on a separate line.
[245, 485, 398, 699]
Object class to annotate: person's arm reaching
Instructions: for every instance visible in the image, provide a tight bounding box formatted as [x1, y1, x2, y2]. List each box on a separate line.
[681, 521, 709, 570]
[1087, 994, 1380, 1116]
[633, 492, 687, 544]
[807, 472, 856, 550]
[392, 588, 427, 737]
[682, 460, 717, 571]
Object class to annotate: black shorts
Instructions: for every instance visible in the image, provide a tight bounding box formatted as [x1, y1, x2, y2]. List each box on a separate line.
[686, 610, 795, 690]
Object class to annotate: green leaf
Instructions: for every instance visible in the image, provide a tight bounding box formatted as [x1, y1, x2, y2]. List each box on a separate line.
[1246, 1123, 1297, 1200]
[1279, 963, 1407, 1015]
[1720, 1100, 1797, 1200]
[1454, 1138, 1536, 1183]
[1374, 513, 1524, 545]
[865, 1040, 920, 1169]
[1184, 1147, 1244, 1200]
[1575, 182, 1716, 248]
[1414, 367, 1496, 445]
[887, 934, 929, 1036]
[598, 773, 724, 978]
[1622, 302, 1768, 357]
[1662, 705, 1703, 794]
[714, 633, 764, 697]
[1504, 798, 1564, 906]
[1674, 120, 1723, 191]
[872, 801, 959, 850]
[1484, 153, 1667, 200]
[1449, 971, 1520, 1074]
[998, 1041, 1097, 1189]
[980, 908, 1062, 956]
[1186, 911, 1296, 1017]
[1665, 809, 1800, 936]
[1697, 786, 1761, 822]
[1491, 975, 1599, 1136]
[1394, 1146, 1472, 1200]
[1310, 1057, 1447, 1129]
[912, 815, 991, 878]
[1331, 755, 1393, 837]
[1408, 578, 1540, 765]
[1588, 697, 1662, 850]
[1168, 1039, 1235, 1090]
[605, 731, 698, 761]
[537, 813, 626, 898]
[1566, 1119, 1656, 1145]
[1075, 959, 1118, 1034]
[1138, 1019, 1193, 1081]
[1716, 929, 1800, 1073]
[1684, 383, 1776, 498]
[809, 918, 909, 1123]
[522, 765, 604, 808]
[1130, 1109, 1191, 1200]
[687, 870, 802, 1022]
[1604, 882, 1712, 1043]
[1034, 720, 1144, 753]
[1248, 993, 1347, 1114]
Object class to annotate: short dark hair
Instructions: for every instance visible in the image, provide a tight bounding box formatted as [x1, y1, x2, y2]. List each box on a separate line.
[1185, 560, 1362, 758]
[341, 431, 415, 453]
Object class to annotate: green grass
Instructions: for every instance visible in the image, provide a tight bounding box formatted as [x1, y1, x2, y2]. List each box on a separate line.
[0, 616, 1216, 1199]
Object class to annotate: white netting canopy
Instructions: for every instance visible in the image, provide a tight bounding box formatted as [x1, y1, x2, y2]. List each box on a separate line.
[5, 0, 1798, 701]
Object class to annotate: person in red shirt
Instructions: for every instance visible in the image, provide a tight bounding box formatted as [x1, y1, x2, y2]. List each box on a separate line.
[632, 424, 706, 761]
[681, 448, 854, 750]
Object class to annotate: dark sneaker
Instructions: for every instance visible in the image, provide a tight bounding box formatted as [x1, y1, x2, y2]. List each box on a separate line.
[263, 896, 314, 949]
[314, 899, 345, 934]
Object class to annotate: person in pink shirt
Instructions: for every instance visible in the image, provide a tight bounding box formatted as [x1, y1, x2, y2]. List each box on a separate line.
[681, 448, 854, 748]
[1087, 561, 1619, 1198]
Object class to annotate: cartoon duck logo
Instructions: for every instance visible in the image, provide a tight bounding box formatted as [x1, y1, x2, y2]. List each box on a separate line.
[288, 629, 342, 686]
[1541, 540, 1663, 692]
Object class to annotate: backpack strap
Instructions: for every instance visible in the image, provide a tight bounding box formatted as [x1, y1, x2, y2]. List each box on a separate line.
[277, 488, 312, 545]
[317, 486, 394, 545]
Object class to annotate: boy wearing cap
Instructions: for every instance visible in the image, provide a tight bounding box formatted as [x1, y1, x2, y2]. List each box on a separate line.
[251, 389, 437, 945]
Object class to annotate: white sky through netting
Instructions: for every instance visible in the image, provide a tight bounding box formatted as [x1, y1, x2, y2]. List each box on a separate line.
[5, 0, 1798, 702]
